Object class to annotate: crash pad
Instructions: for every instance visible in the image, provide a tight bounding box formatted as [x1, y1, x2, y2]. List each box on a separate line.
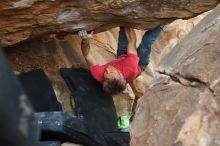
[36, 112, 99, 146]
[60, 68, 130, 146]
[60, 68, 118, 131]
[18, 69, 61, 112]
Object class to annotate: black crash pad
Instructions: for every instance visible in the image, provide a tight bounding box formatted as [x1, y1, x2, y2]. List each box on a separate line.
[104, 132, 130, 146]
[39, 141, 61, 146]
[35, 112, 99, 146]
[60, 68, 130, 146]
[60, 68, 118, 132]
[17, 69, 61, 112]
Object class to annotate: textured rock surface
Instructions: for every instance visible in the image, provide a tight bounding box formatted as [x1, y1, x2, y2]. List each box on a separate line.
[0, 0, 218, 46]
[134, 11, 208, 95]
[4, 11, 207, 115]
[157, 4, 220, 109]
[130, 4, 220, 146]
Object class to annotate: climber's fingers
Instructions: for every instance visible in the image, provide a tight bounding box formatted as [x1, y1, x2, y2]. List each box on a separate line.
[78, 30, 83, 38]
[78, 30, 93, 39]
[82, 30, 87, 38]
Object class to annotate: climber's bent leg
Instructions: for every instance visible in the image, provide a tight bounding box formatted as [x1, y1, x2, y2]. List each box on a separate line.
[137, 26, 162, 70]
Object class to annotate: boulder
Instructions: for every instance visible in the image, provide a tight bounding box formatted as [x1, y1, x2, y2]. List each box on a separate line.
[130, 4, 220, 146]
[0, 0, 218, 46]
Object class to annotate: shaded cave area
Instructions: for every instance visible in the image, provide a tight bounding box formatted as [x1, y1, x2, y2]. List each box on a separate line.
[3, 28, 134, 116]
[3, 29, 133, 146]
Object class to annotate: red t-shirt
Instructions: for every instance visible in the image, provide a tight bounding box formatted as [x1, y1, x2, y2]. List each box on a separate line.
[90, 53, 142, 83]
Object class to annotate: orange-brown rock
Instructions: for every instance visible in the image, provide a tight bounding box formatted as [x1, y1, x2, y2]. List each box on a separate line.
[0, 0, 218, 47]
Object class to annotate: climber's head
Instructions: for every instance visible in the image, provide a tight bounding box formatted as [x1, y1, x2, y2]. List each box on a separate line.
[103, 65, 126, 94]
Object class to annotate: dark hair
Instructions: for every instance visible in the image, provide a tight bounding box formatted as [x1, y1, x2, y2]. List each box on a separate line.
[103, 76, 127, 94]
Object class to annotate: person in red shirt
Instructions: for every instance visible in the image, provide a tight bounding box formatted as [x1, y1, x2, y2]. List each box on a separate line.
[78, 26, 162, 94]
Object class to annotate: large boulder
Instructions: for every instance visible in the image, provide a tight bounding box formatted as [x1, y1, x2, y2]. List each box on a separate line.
[0, 0, 218, 46]
[130, 4, 220, 146]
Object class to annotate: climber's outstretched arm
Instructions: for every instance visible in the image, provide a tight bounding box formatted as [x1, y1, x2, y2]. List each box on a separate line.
[78, 30, 97, 67]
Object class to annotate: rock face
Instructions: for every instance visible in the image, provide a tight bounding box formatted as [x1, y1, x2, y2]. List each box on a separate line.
[130, 4, 220, 146]
[0, 0, 218, 47]
[3, 2, 220, 145]
[134, 12, 208, 95]
[4, 14, 204, 116]
[4, 10, 209, 118]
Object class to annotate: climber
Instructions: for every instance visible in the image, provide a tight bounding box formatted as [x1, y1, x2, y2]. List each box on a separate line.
[78, 26, 162, 94]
